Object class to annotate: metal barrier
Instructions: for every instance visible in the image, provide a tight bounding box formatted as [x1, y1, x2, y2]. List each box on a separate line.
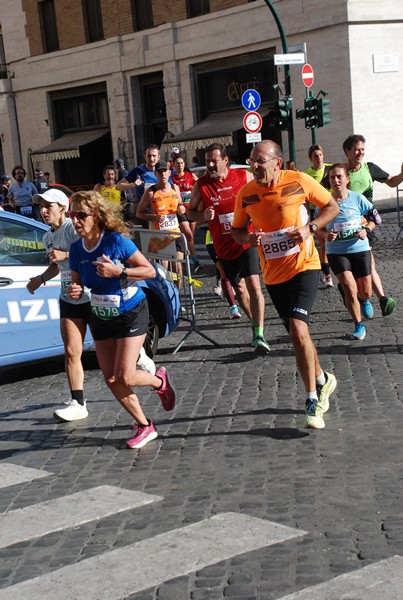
[131, 227, 219, 353]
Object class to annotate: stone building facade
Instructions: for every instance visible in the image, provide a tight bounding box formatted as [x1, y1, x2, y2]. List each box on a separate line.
[0, 0, 401, 199]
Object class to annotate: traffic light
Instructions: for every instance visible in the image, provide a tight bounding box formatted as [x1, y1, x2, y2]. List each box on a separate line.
[295, 107, 306, 121]
[317, 98, 330, 127]
[276, 99, 291, 130]
[303, 96, 319, 129]
[269, 97, 292, 131]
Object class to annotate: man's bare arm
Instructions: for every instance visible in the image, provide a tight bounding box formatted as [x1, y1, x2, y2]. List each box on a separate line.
[116, 177, 141, 192]
[136, 189, 158, 222]
[311, 197, 340, 229]
[385, 162, 403, 188]
[186, 184, 206, 223]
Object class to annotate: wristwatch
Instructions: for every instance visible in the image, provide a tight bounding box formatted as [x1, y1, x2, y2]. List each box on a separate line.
[309, 222, 318, 234]
[120, 267, 128, 280]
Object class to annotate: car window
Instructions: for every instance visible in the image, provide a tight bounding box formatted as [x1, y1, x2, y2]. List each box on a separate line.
[0, 220, 48, 266]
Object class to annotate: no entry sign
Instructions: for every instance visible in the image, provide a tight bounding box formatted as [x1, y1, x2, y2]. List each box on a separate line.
[302, 63, 314, 88]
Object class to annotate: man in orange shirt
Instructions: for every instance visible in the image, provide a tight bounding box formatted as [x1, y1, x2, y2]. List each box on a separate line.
[231, 140, 339, 429]
[136, 161, 185, 288]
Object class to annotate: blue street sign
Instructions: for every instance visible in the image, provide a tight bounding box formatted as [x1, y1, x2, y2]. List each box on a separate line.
[241, 89, 261, 112]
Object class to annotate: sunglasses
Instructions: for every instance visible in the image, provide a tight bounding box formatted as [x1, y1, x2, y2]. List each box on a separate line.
[68, 210, 94, 220]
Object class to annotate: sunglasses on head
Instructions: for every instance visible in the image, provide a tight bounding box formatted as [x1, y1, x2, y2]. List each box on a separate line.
[68, 210, 94, 220]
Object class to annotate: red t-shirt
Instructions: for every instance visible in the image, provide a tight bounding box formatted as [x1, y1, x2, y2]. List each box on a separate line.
[197, 169, 250, 260]
[172, 171, 195, 193]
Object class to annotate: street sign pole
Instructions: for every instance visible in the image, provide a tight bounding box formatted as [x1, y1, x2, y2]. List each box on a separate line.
[262, 0, 295, 164]
[241, 91, 263, 147]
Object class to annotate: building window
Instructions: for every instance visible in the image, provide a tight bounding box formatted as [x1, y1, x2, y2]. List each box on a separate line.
[131, 0, 154, 31]
[39, 0, 59, 53]
[187, 0, 210, 18]
[82, 0, 104, 43]
[132, 73, 167, 161]
[53, 92, 109, 134]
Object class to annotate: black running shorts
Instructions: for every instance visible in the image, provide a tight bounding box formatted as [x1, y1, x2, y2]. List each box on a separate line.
[327, 251, 371, 279]
[91, 298, 149, 341]
[266, 269, 320, 328]
[59, 299, 92, 323]
[219, 247, 261, 286]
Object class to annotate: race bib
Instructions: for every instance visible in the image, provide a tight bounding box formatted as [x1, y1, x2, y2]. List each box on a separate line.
[333, 218, 361, 241]
[91, 293, 120, 320]
[20, 205, 33, 217]
[60, 270, 72, 295]
[261, 227, 300, 260]
[159, 213, 179, 231]
[218, 212, 234, 235]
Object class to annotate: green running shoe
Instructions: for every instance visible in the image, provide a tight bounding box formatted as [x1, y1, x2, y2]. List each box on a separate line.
[380, 296, 396, 317]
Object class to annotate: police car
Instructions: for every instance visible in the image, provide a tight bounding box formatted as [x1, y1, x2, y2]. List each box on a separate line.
[0, 211, 180, 367]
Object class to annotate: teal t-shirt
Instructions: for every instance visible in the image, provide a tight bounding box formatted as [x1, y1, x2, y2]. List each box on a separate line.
[315, 191, 372, 255]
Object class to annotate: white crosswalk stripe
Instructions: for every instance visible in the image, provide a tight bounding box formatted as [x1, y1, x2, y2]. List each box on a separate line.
[279, 555, 403, 599]
[0, 463, 53, 489]
[0, 513, 305, 599]
[1, 464, 400, 598]
[0, 485, 163, 550]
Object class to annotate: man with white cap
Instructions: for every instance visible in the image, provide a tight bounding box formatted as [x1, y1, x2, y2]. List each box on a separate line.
[169, 147, 180, 170]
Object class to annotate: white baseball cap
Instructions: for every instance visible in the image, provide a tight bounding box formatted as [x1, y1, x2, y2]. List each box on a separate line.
[170, 147, 180, 154]
[32, 188, 70, 210]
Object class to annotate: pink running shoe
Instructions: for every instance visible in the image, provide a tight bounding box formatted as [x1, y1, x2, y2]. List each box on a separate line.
[155, 367, 176, 411]
[126, 420, 158, 449]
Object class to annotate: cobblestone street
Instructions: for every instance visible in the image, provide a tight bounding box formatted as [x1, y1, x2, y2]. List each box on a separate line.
[0, 212, 402, 599]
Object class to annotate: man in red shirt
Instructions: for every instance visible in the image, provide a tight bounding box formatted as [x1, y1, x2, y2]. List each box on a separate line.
[187, 143, 269, 354]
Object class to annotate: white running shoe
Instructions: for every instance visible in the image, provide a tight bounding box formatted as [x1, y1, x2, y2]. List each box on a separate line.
[137, 346, 156, 375]
[53, 400, 88, 422]
[213, 281, 222, 296]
